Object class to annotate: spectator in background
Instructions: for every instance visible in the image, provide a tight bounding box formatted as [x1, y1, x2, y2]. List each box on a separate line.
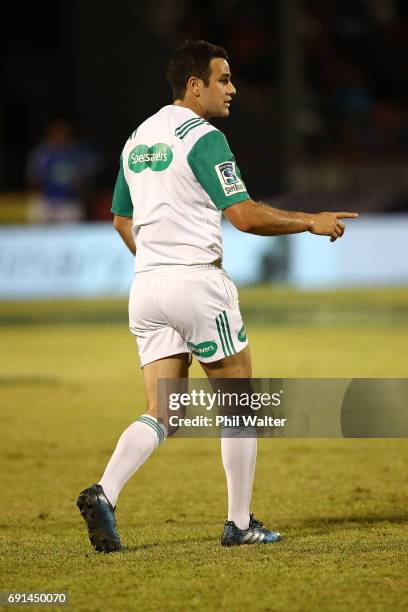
[26, 120, 98, 223]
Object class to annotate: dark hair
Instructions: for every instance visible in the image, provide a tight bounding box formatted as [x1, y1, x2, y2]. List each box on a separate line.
[166, 40, 229, 100]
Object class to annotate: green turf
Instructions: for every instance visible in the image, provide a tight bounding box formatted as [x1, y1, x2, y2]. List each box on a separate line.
[1, 287, 407, 611]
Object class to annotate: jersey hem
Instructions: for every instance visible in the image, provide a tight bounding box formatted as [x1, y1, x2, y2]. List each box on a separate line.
[135, 263, 224, 277]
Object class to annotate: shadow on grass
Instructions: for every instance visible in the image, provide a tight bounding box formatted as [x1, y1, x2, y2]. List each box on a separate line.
[295, 513, 407, 529]
[123, 535, 216, 552]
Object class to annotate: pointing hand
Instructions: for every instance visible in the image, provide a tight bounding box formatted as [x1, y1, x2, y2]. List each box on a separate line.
[309, 212, 359, 242]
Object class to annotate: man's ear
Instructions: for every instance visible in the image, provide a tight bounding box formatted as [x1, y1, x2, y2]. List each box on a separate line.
[187, 76, 201, 97]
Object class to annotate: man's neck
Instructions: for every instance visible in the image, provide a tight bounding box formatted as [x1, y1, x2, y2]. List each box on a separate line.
[173, 98, 207, 119]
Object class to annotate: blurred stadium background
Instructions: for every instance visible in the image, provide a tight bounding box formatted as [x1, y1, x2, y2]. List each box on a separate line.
[1, 0, 408, 293]
[1, 2, 407, 611]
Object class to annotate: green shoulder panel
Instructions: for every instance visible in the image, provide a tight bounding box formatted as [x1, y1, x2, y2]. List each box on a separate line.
[187, 130, 249, 210]
[111, 155, 133, 217]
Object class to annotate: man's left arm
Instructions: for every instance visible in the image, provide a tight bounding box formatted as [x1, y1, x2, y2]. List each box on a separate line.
[111, 154, 135, 254]
[113, 215, 136, 255]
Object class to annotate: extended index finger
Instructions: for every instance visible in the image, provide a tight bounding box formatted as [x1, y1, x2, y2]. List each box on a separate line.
[335, 212, 359, 219]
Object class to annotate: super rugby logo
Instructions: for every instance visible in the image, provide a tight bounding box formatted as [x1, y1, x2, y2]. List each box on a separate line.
[215, 161, 246, 196]
[128, 143, 173, 173]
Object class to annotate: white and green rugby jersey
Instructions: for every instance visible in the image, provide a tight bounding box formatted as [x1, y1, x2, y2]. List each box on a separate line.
[111, 105, 250, 272]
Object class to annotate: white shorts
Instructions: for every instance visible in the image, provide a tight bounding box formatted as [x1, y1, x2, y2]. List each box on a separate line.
[129, 265, 248, 367]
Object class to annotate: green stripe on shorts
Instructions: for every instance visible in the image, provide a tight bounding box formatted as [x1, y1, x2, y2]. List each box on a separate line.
[222, 310, 236, 355]
[216, 311, 236, 357]
[216, 314, 228, 356]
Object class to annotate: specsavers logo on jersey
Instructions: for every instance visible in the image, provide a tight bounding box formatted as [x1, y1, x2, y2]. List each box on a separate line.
[128, 143, 173, 173]
[215, 161, 246, 196]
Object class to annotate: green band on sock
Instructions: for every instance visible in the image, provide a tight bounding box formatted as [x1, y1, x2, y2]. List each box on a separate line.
[138, 415, 166, 443]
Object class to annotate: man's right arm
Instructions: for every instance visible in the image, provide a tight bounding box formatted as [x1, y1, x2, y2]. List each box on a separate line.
[224, 199, 358, 242]
[186, 131, 357, 241]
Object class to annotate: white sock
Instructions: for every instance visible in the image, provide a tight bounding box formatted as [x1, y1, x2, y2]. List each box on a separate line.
[221, 427, 257, 530]
[99, 414, 166, 507]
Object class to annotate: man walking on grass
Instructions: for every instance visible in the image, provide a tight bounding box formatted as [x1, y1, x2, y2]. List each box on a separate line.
[77, 40, 357, 552]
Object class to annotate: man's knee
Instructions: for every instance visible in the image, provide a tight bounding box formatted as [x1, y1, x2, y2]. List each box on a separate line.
[145, 404, 158, 419]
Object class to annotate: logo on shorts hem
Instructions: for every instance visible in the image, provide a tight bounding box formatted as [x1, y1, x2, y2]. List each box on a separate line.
[214, 161, 246, 196]
[238, 325, 247, 343]
[187, 341, 217, 358]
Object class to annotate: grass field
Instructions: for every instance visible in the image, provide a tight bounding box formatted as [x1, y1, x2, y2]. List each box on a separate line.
[1, 287, 408, 611]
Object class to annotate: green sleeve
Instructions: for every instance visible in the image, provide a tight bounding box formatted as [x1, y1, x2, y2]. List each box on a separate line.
[187, 130, 250, 210]
[111, 155, 133, 217]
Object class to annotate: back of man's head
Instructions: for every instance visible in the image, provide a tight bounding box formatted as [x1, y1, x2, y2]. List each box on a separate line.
[166, 40, 228, 100]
